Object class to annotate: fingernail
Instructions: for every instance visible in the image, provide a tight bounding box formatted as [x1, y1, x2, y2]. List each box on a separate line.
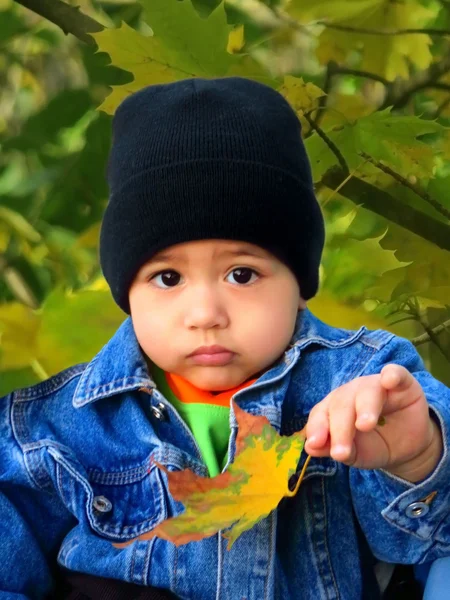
[358, 413, 376, 424]
[306, 435, 317, 445]
[331, 444, 349, 458]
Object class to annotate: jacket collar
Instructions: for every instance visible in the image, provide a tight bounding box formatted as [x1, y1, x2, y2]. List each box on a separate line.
[73, 308, 367, 408]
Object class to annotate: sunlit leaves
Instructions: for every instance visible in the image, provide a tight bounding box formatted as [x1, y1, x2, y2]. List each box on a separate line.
[286, 0, 436, 80]
[92, 0, 242, 113]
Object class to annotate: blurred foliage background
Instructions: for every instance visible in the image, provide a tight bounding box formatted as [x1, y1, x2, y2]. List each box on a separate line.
[1, 0, 450, 396]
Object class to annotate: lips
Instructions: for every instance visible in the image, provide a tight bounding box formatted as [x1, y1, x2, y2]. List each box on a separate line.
[188, 345, 235, 366]
[189, 345, 232, 357]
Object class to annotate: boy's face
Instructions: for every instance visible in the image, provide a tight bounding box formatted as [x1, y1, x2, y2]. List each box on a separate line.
[129, 239, 306, 392]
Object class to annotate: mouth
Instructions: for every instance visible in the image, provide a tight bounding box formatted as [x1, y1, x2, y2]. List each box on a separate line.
[188, 349, 235, 366]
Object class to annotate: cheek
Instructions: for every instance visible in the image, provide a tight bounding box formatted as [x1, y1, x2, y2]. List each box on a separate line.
[239, 294, 297, 352]
[130, 296, 166, 356]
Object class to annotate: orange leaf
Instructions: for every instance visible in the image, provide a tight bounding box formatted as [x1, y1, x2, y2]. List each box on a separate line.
[113, 400, 306, 551]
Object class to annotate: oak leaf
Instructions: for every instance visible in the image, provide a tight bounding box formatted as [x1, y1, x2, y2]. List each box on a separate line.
[113, 400, 306, 550]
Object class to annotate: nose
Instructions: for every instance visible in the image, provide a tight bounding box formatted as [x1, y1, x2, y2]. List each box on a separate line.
[183, 284, 229, 330]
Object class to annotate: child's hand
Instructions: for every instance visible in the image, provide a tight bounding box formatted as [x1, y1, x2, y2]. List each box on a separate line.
[304, 364, 443, 482]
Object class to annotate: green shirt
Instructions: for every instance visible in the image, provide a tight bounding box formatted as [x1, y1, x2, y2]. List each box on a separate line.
[148, 361, 231, 477]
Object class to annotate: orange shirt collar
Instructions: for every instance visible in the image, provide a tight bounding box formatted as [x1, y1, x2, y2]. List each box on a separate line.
[164, 372, 258, 408]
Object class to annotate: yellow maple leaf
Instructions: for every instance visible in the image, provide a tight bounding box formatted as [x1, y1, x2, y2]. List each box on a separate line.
[113, 400, 307, 550]
[287, 0, 436, 81]
[278, 75, 326, 131]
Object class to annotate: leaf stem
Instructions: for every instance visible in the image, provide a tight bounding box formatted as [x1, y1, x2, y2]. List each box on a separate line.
[286, 454, 311, 497]
[31, 360, 49, 381]
[319, 22, 450, 37]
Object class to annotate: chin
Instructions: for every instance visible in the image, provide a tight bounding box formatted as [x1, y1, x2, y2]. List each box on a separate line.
[190, 372, 244, 392]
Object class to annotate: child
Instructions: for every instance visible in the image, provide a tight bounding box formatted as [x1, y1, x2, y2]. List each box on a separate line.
[0, 77, 449, 600]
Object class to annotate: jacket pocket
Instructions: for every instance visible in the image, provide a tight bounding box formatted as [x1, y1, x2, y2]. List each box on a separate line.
[47, 444, 167, 543]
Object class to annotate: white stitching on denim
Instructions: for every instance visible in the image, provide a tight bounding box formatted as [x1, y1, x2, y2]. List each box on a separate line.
[15, 365, 87, 401]
[321, 476, 340, 599]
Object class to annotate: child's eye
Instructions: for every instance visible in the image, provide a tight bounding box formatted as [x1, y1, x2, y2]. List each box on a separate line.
[148, 268, 260, 289]
[226, 267, 260, 285]
[149, 270, 181, 289]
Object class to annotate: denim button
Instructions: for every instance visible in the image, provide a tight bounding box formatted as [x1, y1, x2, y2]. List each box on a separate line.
[405, 502, 429, 518]
[93, 495, 112, 513]
[151, 402, 167, 421]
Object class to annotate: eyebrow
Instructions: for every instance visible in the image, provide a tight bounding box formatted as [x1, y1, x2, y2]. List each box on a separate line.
[148, 247, 269, 265]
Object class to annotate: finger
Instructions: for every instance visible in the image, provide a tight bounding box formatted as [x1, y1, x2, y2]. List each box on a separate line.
[355, 383, 386, 432]
[380, 364, 412, 391]
[305, 402, 330, 452]
[328, 393, 357, 463]
[305, 438, 331, 458]
[379, 364, 423, 411]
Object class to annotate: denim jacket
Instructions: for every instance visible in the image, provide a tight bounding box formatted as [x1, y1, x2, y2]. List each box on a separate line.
[1, 308, 450, 600]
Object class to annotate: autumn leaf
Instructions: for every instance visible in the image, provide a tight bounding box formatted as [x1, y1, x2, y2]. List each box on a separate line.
[113, 400, 307, 551]
[278, 75, 326, 132]
[286, 0, 436, 80]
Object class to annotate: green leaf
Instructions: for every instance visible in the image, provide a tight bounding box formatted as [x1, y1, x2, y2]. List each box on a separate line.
[2, 90, 93, 151]
[0, 206, 41, 243]
[91, 0, 271, 114]
[0, 367, 40, 397]
[40, 113, 111, 232]
[287, 0, 382, 22]
[36, 287, 125, 375]
[0, 7, 28, 44]
[305, 109, 448, 182]
[367, 223, 450, 308]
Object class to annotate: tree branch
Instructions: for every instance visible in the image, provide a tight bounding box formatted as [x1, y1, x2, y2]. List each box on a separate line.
[13, 0, 104, 46]
[304, 112, 349, 175]
[319, 22, 450, 37]
[411, 318, 450, 346]
[359, 152, 450, 221]
[326, 62, 390, 87]
[322, 168, 450, 252]
[309, 61, 333, 129]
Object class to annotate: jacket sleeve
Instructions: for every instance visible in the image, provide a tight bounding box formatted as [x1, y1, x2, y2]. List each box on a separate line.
[349, 333, 450, 564]
[0, 392, 75, 599]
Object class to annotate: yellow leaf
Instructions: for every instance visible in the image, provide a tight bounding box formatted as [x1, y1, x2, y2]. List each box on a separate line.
[227, 24, 245, 54]
[112, 401, 306, 550]
[75, 222, 102, 250]
[308, 294, 392, 331]
[36, 288, 124, 375]
[0, 303, 40, 370]
[287, 0, 436, 81]
[278, 75, 326, 129]
[319, 92, 377, 130]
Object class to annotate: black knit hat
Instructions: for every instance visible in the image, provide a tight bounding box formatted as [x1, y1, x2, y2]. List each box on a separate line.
[100, 76, 325, 314]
